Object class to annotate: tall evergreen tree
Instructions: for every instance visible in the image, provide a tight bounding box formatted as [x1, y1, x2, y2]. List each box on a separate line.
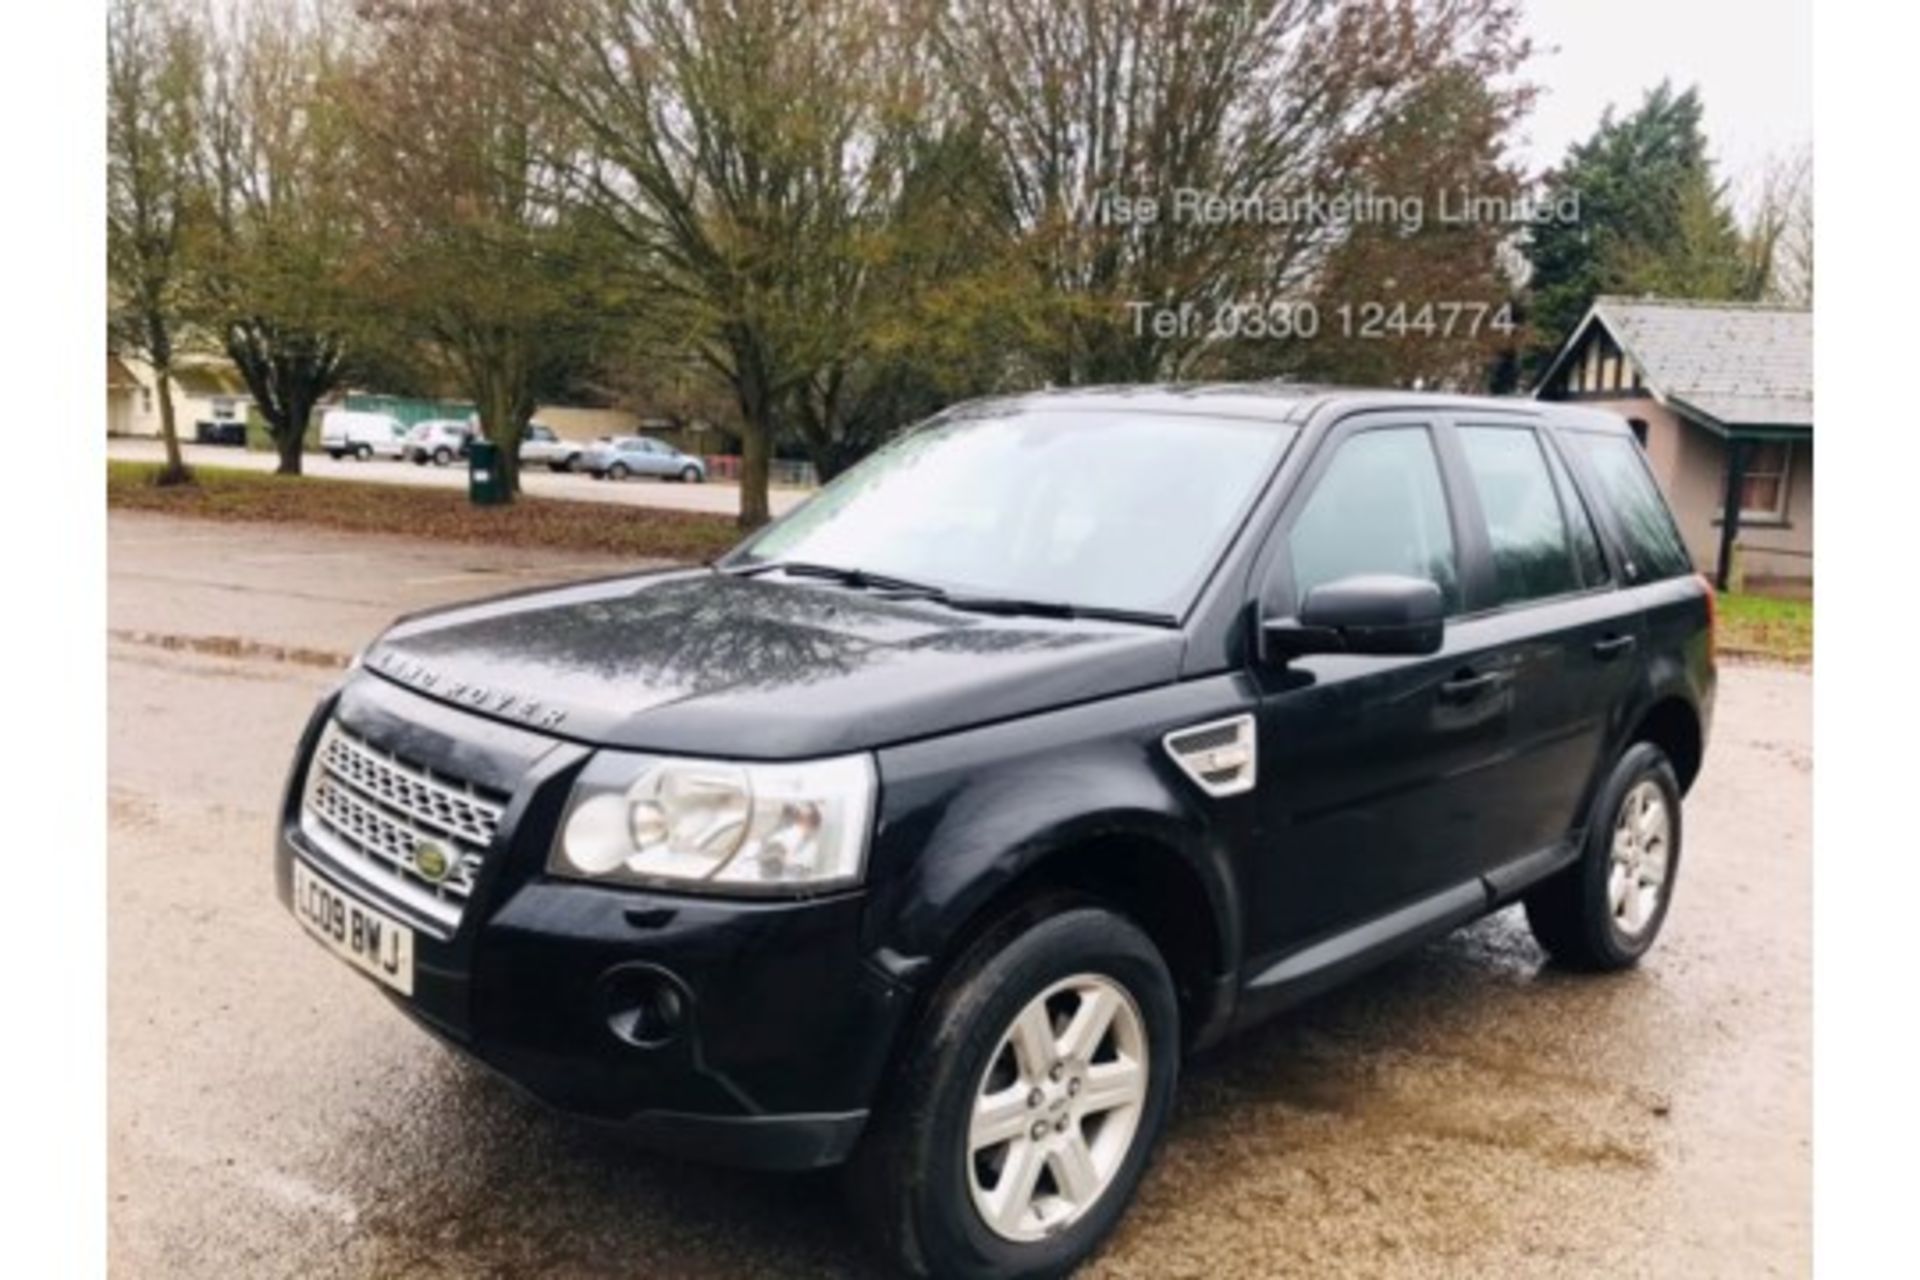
[1523, 82, 1754, 376]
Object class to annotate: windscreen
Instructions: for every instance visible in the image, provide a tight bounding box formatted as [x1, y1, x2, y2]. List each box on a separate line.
[734, 408, 1295, 617]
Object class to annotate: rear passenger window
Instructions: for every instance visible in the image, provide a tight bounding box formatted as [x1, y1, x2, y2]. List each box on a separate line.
[1543, 437, 1608, 585]
[1459, 426, 1579, 604]
[1575, 435, 1694, 581]
[1289, 427, 1460, 612]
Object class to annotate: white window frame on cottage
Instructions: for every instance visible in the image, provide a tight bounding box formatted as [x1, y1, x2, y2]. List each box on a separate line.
[1738, 440, 1793, 523]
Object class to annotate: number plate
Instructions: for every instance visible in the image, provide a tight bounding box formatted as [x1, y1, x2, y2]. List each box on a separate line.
[291, 860, 415, 996]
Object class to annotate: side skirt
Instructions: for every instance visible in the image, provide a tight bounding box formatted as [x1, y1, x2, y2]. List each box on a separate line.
[1231, 838, 1579, 1028]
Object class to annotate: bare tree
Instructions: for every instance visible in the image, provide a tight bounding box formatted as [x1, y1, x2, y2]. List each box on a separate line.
[198, 0, 360, 475]
[1747, 148, 1813, 306]
[108, 0, 209, 486]
[788, 119, 1049, 480]
[526, 0, 929, 528]
[934, 0, 1533, 382]
[347, 0, 603, 498]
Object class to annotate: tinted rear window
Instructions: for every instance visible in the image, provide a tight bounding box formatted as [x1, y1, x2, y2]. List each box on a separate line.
[1573, 434, 1694, 581]
[1458, 426, 1580, 605]
[1543, 435, 1609, 586]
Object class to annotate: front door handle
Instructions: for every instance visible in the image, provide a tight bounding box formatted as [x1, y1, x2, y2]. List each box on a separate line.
[1438, 670, 1506, 703]
[1592, 634, 1638, 661]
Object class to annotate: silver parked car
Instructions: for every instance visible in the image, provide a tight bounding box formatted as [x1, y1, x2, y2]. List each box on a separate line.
[518, 422, 584, 473]
[405, 419, 474, 466]
[582, 435, 707, 483]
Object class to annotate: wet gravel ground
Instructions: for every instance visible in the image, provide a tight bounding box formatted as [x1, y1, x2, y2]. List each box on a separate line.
[108, 513, 1810, 1278]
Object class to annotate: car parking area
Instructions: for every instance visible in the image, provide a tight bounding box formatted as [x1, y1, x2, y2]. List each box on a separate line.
[109, 511, 1809, 1278]
[106, 438, 811, 520]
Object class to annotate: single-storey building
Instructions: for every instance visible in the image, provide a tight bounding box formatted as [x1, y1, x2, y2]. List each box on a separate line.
[107, 352, 255, 441]
[1534, 296, 1812, 589]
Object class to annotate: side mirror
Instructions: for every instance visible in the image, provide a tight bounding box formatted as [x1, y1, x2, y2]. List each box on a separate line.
[1262, 574, 1446, 661]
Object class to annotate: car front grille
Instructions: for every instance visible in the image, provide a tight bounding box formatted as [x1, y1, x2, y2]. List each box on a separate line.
[300, 720, 509, 932]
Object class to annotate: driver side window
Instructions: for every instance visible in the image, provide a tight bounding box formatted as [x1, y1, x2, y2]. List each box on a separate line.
[1287, 426, 1460, 613]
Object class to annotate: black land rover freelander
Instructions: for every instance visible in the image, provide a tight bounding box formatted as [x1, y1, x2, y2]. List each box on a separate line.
[277, 386, 1714, 1279]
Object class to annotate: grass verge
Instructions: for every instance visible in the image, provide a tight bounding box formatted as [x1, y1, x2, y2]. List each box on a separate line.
[107, 460, 741, 563]
[1719, 592, 1812, 665]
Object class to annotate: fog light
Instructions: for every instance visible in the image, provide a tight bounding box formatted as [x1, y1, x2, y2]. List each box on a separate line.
[597, 964, 690, 1049]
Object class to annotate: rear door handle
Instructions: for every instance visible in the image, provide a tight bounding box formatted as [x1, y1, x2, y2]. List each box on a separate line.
[1438, 670, 1506, 703]
[1592, 634, 1637, 661]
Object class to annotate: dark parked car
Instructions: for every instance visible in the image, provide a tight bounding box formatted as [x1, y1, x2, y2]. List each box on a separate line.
[277, 387, 1713, 1279]
[194, 418, 248, 446]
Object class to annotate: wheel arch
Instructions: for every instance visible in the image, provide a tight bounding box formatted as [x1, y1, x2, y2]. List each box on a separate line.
[879, 820, 1241, 1058]
[1626, 695, 1704, 795]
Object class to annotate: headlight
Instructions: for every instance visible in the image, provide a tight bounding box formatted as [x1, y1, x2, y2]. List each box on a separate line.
[551, 752, 876, 893]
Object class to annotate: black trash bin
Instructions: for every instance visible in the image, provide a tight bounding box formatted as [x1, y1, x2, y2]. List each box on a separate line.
[468, 439, 509, 506]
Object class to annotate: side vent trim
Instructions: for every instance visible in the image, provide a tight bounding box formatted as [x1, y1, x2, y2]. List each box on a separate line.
[1163, 714, 1257, 798]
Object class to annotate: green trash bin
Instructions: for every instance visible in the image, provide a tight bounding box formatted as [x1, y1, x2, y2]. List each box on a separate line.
[467, 439, 509, 506]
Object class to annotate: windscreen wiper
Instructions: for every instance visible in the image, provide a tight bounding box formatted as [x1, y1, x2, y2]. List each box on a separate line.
[939, 595, 1178, 627]
[727, 560, 949, 597]
[728, 561, 1176, 627]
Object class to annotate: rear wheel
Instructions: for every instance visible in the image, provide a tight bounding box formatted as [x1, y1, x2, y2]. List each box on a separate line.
[608, 462, 631, 481]
[846, 905, 1177, 1280]
[326, 449, 345, 461]
[552, 453, 577, 473]
[432, 446, 453, 466]
[353, 443, 373, 462]
[1525, 742, 1682, 970]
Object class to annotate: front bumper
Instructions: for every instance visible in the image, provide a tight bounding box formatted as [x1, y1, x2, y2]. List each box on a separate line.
[274, 680, 915, 1171]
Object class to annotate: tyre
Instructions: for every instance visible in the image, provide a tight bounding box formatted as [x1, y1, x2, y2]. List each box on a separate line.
[354, 443, 373, 462]
[680, 464, 702, 483]
[846, 904, 1178, 1280]
[1525, 742, 1683, 970]
[326, 449, 345, 461]
[432, 446, 453, 466]
[552, 453, 577, 474]
[608, 462, 631, 481]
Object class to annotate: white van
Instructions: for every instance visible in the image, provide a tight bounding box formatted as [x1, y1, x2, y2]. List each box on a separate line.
[321, 410, 410, 461]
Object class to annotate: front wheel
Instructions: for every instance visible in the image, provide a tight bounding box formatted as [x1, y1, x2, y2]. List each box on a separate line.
[432, 446, 453, 466]
[846, 904, 1178, 1280]
[353, 443, 373, 462]
[1525, 741, 1683, 970]
[608, 462, 630, 481]
[679, 464, 702, 483]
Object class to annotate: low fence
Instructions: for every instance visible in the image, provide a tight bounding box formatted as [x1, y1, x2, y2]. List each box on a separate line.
[701, 456, 819, 489]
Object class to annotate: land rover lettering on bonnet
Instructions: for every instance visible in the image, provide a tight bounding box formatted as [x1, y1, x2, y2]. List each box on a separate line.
[276, 386, 1714, 1280]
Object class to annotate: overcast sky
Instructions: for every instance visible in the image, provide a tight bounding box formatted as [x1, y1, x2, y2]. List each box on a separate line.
[1515, 0, 1811, 202]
